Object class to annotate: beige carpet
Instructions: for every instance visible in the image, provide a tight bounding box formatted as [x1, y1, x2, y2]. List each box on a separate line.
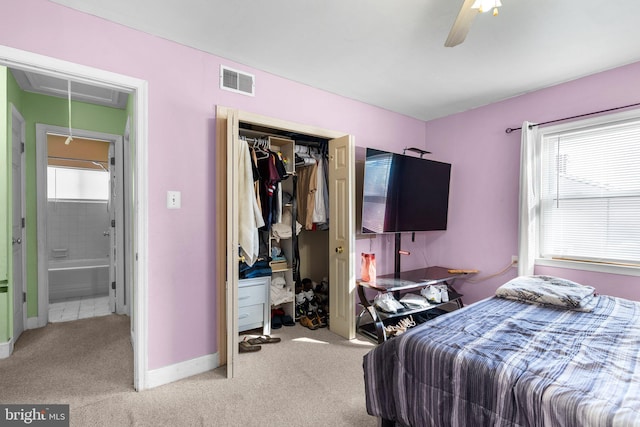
[0, 315, 379, 426]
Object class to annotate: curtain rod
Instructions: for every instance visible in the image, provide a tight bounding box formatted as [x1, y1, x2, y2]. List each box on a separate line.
[504, 101, 640, 134]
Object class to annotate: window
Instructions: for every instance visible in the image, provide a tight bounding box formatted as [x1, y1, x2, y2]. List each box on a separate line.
[47, 166, 109, 201]
[537, 113, 640, 270]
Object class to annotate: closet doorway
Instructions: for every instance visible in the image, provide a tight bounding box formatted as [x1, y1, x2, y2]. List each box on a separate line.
[216, 107, 356, 378]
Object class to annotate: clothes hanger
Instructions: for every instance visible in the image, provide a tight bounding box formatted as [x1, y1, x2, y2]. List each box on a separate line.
[254, 139, 270, 159]
[254, 147, 270, 160]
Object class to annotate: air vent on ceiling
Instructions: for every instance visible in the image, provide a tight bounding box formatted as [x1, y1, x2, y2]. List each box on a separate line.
[220, 66, 255, 96]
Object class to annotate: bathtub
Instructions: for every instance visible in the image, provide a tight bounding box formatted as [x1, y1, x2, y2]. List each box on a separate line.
[48, 258, 110, 302]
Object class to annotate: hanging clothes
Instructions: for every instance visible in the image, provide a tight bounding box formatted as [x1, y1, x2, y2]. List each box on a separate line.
[311, 153, 328, 225]
[321, 150, 329, 229]
[296, 161, 318, 230]
[238, 140, 265, 266]
[257, 151, 287, 230]
[250, 147, 263, 215]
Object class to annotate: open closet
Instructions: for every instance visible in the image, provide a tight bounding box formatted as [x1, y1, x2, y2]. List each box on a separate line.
[237, 128, 332, 328]
[216, 107, 356, 378]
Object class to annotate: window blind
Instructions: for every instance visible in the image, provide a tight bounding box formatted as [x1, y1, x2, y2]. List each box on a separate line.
[540, 118, 640, 265]
[47, 166, 109, 201]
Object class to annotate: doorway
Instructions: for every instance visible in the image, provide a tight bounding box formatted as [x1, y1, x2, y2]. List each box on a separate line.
[217, 107, 356, 378]
[0, 44, 149, 390]
[43, 132, 125, 322]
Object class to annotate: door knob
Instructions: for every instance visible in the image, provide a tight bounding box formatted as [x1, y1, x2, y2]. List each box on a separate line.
[103, 231, 110, 236]
[335, 246, 344, 254]
[12, 237, 22, 245]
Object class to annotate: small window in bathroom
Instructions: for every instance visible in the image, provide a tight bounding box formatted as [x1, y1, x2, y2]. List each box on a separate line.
[47, 166, 109, 201]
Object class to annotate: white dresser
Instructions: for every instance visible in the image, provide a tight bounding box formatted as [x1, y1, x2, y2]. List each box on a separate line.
[238, 276, 270, 335]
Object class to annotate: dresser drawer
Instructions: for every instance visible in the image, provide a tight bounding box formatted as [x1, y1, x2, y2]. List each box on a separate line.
[238, 277, 269, 307]
[238, 277, 270, 334]
[238, 283, 267, 307]
[238, 303, 264, 331]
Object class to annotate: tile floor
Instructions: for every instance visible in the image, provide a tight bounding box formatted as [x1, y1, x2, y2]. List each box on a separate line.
[48, 295, 112, 323]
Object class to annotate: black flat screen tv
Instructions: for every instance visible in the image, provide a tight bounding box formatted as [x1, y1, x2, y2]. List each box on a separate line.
[361, 148, 451, 233]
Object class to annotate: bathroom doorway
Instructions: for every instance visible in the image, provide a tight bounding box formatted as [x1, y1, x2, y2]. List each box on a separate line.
[36, 125, 128, 324]
[1, 44, 148, 390]
[45, 134, 119, 322]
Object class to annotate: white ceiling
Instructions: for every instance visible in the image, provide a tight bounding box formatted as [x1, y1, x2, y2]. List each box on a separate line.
[50, 0, 640, 121]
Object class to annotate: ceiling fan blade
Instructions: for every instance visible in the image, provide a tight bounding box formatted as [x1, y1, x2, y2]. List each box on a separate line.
[444, 0, 478, 47]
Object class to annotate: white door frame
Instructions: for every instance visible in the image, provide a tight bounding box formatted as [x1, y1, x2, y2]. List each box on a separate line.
[122, 117, 132, 316]
[35, 125, 124, 319]
[0, 45, 149, 391]
[219, 106, 356, 378]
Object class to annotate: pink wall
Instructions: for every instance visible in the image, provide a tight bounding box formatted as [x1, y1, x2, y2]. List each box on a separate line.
[419, 61, 640, 304]
[1, 0, 426, 369]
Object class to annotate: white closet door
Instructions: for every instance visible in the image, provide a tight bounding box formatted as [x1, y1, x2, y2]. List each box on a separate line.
[328, 135, 355, 339]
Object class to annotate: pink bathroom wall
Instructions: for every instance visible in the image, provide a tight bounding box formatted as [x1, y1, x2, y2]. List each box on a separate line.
[0, 0, 426, 369]
[421, 61, 640, 304]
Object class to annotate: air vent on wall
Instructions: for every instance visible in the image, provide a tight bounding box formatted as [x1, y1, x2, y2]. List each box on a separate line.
[220, 65, 255, 96]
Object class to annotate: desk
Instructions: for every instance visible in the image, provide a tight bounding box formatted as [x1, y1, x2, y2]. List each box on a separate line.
[357, 266, 469, 344]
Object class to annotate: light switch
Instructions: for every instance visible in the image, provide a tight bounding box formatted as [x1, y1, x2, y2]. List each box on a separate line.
[167, 191, 181, 209]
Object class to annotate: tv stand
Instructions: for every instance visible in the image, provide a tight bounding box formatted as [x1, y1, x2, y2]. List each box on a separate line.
[394, 233, 402, 277]
[393, 232, 412, 277]
[356, 266, 470, 344]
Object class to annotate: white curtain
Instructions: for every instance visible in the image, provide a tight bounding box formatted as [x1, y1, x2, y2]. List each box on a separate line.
[518, 121, 538, 276]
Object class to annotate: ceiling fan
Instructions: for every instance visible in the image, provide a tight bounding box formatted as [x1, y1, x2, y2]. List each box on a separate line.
[445, 0, 502, 47]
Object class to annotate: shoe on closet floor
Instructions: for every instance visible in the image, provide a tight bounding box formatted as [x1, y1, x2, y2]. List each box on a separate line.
[300, 312, 319, 330]
[316, 308, 328, 328]
[281, 314, 295, 326]
[271, 307, 285, 329]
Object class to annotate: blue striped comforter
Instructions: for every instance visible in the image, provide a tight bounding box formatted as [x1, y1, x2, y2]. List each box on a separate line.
[363, 296, 640, 427]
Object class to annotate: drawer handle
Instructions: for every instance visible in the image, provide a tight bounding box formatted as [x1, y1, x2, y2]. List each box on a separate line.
[239, 296, 250, 300]
[239, 313, 249, 319]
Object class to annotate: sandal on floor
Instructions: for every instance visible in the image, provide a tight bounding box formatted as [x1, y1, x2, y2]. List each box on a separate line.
[247, 335, 281, 345]
[239, 339, 261, 353]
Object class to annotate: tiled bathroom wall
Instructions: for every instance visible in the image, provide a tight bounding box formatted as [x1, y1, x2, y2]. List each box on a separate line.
[47, 201, 110, 261]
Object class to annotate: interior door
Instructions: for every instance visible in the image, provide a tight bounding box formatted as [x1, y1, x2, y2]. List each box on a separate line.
[11, 105, 26, 343]
[328, 135, 356, 339]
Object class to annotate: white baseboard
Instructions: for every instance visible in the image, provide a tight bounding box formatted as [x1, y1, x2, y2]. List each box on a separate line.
[0, 339, 14, 359]
[146, 352, 219, 389]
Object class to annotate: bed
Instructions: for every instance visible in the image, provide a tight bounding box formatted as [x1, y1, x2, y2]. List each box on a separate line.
[363, 276, 640, 427]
